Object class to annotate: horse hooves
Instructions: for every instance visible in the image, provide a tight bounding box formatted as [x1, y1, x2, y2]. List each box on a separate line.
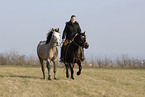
[54, 78, 57, 80]
[66, 76, 69, 78]
[48, 77, 51, 80]
[71, 76, 74, 80]
[66, 74, 69, 78]
[48, 75, 51, 80]
[77, 72, 81, 76]
[48, 78, 51, 80]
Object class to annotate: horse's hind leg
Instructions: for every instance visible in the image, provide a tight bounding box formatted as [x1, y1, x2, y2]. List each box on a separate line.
[77, 60, 82, 76]
[39, 57, 45, 79]
[46, 59, 51, 80]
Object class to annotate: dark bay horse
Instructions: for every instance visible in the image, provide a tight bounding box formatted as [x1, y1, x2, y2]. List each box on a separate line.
[61, 32, 89, 79]
[37, 28, 60, 80]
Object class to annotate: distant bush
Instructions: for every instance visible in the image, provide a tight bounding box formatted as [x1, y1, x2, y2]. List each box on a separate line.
[0, 51, 145, 67]
[0, 51, 39, 65]
[87, 55, 145, 68]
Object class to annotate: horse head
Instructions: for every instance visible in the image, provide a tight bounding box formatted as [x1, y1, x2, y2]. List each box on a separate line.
[74, 32, 89, 49]
[52, 28, 61, 46]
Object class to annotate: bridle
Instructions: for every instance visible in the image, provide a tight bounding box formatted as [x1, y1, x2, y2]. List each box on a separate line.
[71, 33, 86, 48]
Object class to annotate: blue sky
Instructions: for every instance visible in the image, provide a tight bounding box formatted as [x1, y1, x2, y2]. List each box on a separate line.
[0, 0, 145, 58]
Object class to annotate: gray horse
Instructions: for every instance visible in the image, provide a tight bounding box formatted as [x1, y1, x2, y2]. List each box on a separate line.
[37, 28, 60, 80]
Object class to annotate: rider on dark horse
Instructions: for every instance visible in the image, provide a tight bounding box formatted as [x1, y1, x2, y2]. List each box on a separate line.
[60, 15, 85, 62]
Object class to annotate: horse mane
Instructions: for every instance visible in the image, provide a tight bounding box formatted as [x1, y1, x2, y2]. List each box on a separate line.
[46, 31, 53, 44]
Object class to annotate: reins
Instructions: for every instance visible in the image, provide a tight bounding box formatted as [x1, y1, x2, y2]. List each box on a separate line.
[64, 33, 85, 63]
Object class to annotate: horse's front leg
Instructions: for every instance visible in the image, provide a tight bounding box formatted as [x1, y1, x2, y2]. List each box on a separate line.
[65, 63, 69, 78]
[77, 60, 82, 76]
[53, 59, 57, 80]
[46, 59, 51, 80]
[69, 63, 74, 80]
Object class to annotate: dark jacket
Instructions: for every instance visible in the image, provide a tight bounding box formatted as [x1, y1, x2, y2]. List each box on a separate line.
[62, 21, 81, 40]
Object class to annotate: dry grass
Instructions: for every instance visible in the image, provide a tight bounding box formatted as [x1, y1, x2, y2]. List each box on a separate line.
[0, 65, 145, 97]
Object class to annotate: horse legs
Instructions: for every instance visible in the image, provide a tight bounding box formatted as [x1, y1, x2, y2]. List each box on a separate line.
[39, 57, 45, 79]
[53, 59, 57, 80]
[65, 63, 69, 78]
[69, 63, 74, 80]
[80, 47, 85, 61]
[77, 60, 82, 76]
[46, 59, 51, 80]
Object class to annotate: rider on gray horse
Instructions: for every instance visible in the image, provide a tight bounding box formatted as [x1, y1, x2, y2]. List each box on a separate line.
[60, 15, 85, 62]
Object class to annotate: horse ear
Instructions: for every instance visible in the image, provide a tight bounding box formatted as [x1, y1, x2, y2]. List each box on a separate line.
[52, 28, 55, 32]
[83, 31, 86, 35]
[57, 28, 59, 32]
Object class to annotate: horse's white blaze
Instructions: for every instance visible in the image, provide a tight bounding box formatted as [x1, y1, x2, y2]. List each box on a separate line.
[53, 32, 60, 46]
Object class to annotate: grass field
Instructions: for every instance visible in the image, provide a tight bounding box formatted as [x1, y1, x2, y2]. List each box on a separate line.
[0, 65, 145, 97]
